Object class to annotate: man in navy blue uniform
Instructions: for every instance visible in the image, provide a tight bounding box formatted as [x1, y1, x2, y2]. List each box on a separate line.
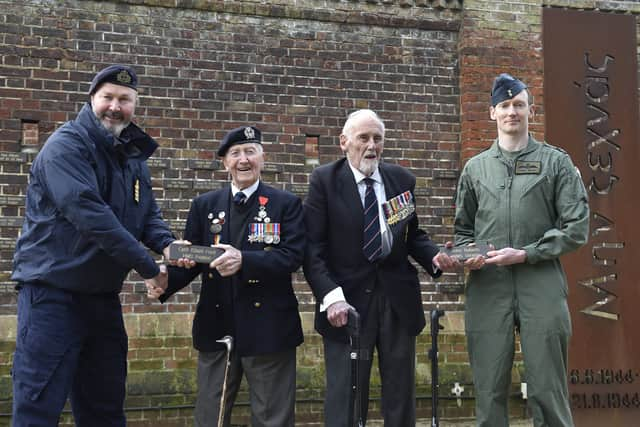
[146, 126, 305, 427]
[11, 64, 177, 426]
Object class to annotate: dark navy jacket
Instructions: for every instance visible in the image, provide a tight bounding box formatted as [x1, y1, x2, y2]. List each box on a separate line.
[160, 182, 305, 357]
[303, 159, 442, 342]
[12, 103, 174, 293]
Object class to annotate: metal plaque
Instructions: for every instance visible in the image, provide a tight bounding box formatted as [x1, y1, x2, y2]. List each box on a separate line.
[168, 243, 224, 264]
[440, 243, 491, 261]
[544, 8, 640, 425]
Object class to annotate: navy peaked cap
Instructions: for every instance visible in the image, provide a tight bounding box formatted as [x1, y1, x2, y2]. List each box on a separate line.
[217, 126, 262, 157]
[89, 64, 138, 95]
[491, 73, 527, 106]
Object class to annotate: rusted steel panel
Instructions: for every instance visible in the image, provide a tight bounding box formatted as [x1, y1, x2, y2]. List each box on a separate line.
[543, 8, 640, 426]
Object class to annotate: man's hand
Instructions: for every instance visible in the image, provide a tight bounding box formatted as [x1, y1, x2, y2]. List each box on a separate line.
[464, 254, 485, 270]
[145, 264, 168, 300]
[462, 242, 493, 270]
[326, 300, 354, 328]
[210, 244, 242, 277]
[163, 240, 197, 268]
[484, 247, 526, 266]
[433, 241, 462, 272]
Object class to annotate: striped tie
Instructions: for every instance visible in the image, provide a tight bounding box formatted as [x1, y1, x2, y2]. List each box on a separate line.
[233, 191, 246, 205]
[362, 178, 382, 262]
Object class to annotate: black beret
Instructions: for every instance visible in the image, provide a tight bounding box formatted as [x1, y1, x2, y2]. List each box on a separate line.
[89, 64, 138, 95]
[217, 126, 262, 157]
[491, 73, 527, 106]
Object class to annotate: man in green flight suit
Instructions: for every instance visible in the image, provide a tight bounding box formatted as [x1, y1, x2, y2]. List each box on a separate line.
[454, 73, 589, 427]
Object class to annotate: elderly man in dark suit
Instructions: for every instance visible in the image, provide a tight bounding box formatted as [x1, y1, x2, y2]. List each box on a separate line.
[303, 109, 456, 426]
[147, 126, 305, 427]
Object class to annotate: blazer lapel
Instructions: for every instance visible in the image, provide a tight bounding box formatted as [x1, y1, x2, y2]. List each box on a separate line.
[219, 186, 233, 245]
[379, 163, 403, 208]
[337, 161, 365, 230]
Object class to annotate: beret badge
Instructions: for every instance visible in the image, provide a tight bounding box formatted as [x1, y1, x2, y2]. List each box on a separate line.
[244, 126, 255, 140]
[117, 70, 132, 84]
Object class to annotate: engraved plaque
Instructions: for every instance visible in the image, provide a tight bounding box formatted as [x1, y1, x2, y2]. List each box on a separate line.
[544, 9, 640, 424]
[0, 152, 27, 163]
[147, 158, 169, 169]
[189, 159, 218, 170]
[168, 243, 224, 264]
[440, 243, 491, 261]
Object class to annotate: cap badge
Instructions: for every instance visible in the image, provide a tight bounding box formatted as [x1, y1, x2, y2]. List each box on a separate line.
[507, 89, 512, 97]
[117, 70, 132, 84]
[244, 126, 255, 140]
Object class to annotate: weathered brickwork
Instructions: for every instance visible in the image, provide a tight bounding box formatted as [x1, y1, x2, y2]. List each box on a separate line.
[1, 0, 638, 425]
[0, 0, 463, 315]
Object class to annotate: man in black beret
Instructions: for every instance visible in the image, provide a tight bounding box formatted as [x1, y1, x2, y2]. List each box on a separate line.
[147, 126, 305, 427]
[11, 64, 184, 426]
[454, 73, 589, 427]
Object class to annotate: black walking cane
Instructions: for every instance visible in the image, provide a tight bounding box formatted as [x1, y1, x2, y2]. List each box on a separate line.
[346, 308, 364, 427]
[429, 309, 445, 427]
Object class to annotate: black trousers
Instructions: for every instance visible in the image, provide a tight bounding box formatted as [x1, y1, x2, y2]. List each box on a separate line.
[323, 291, 417, 426]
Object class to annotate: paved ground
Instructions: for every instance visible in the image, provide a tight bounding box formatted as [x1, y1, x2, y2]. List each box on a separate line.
[365, 419, 534, 426]
[425, 420, 533, 426]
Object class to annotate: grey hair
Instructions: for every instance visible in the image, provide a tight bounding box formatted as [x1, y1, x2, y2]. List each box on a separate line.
[341, 109, 385, 138]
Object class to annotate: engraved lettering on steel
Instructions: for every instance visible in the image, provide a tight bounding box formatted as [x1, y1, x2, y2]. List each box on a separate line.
[544, 8, 640, 425]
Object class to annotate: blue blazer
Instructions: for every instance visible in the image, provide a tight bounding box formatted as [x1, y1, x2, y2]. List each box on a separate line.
[303, 159, 441, 342]
[161, 182, 305, 356]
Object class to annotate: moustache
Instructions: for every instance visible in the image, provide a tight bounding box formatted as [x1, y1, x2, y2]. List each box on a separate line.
[102, 111, 125, 121]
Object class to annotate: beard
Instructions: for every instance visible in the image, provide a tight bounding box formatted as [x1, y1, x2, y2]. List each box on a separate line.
[356, 156, 379, 176]
[95, 111, 130, 137]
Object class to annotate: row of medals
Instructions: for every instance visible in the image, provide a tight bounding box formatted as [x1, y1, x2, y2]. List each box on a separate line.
[207, 206, 280, 244]
[251, 205, 280, 244]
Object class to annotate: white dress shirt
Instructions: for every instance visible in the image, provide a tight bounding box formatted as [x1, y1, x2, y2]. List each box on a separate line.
[320, 163, 394, 311]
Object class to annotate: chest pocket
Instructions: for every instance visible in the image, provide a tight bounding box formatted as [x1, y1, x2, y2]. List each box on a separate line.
[520, 174, 553, 199]
[475, 177, 502, 203]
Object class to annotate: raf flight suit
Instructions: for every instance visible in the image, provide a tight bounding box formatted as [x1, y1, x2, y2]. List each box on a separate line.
[455, 136, 589, 427]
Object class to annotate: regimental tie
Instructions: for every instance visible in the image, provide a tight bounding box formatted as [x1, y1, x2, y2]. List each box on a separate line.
[233, 191, 247, 205]
[362, 178, 382, 262]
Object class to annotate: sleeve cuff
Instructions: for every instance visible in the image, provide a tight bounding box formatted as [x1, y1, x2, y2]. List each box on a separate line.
[523, 246, 538, 264]
[137, 260, 160, 280]
[320, 287, 345, 312]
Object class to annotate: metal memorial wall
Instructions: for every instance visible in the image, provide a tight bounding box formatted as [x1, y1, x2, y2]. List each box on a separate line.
[543, 8, 640, 426]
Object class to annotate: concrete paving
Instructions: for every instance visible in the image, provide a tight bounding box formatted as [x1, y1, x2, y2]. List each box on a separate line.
[427, 420, 533, 427]
[366, 419, 534, 426]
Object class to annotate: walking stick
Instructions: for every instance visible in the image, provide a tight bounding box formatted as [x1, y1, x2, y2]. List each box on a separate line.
[216, 335, 233, 427]
[429, 310, 445, 427]
[346, 308, 364, 427]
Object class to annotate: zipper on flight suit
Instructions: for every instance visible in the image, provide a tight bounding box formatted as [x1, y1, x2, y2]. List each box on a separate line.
[505, 159, 517, 312]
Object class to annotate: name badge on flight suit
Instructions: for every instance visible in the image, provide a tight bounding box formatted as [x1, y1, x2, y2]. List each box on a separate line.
[382, 191, 415, 226]
[515, 161, 542, 174]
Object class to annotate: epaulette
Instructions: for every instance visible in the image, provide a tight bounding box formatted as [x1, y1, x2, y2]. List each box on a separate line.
[541, 141, 567, 154]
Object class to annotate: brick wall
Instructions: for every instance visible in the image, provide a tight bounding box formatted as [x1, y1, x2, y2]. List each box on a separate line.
[1, 0, 639, 425]
[459, 0, 640, 163]
[0, 0, 464, 314]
